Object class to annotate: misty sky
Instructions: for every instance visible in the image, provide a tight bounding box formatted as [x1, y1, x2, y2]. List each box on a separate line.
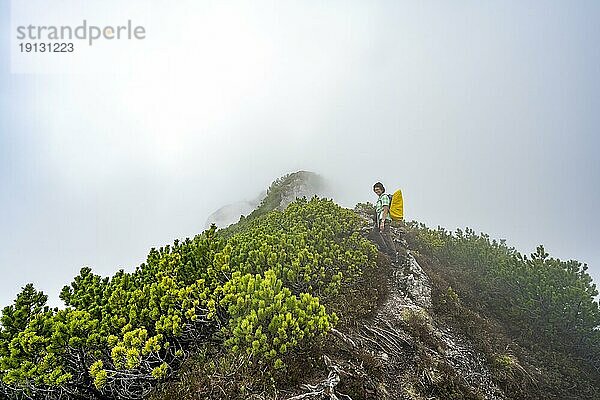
[1, 1, 599, 308]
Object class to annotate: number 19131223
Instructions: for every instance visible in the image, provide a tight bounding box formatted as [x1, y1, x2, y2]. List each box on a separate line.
[19, 42, 74, 52]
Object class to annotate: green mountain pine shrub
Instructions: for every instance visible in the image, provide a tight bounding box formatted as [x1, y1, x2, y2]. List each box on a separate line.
[0, 197, 376, 399]
[408, 223, 600, 368]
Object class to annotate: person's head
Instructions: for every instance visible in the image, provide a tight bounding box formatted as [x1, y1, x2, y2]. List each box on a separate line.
[373, 182, 385, 196]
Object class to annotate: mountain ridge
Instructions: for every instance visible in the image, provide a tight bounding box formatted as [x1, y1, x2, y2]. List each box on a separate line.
[1, 171, 598, 400]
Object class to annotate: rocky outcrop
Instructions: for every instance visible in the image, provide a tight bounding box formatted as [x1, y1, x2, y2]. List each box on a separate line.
[206, 171, 327, 228]
[275, 171, 326, 211]
[287, 211, 507, 400]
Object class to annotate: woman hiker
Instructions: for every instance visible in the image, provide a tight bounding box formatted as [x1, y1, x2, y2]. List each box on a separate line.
[373, 182, 397, 260]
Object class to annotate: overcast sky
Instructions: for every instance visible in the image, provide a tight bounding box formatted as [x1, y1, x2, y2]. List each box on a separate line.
[1, 0, 599, 308]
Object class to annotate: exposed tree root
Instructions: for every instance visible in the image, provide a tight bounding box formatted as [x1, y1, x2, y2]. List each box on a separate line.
[286, 356, 354, 400]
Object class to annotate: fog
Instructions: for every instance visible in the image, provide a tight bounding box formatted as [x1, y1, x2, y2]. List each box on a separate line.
[1, 1, 599, 308]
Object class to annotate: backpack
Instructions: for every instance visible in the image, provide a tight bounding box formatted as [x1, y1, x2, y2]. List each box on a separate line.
[388, 189, 404, 221]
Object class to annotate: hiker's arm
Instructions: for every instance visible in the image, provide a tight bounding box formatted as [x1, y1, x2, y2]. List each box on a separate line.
[382, 205, 390, 220]
[380, 205, 389, 231]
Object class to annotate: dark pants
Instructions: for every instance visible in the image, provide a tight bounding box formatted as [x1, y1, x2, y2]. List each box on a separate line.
[373, 220, 396, 256]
